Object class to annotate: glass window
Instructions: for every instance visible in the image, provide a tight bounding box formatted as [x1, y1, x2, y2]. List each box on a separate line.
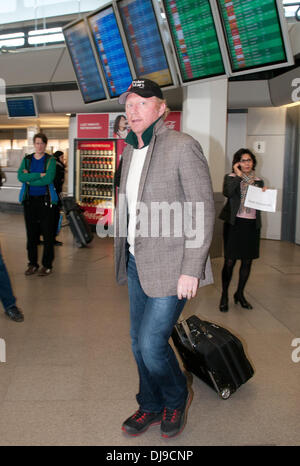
[0, 32, 25, 48]
[0, 1, 105, 25]
[282, 1, 299, 18]
[0, 2, 16, 13]
[28, 27, 64, 44]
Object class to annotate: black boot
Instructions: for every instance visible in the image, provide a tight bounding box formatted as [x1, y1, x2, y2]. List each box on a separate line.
[234, 292, 253, 309]
[234, 260, 253, 309]
[220, 258, 236, 313]
[219, 293, 229, 312]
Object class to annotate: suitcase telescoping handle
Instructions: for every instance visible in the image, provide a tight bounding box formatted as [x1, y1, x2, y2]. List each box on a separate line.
[180, 319, 211, 349]
[180, 320, 197, 349]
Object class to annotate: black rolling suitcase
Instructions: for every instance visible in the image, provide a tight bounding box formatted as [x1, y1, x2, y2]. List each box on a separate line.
[172, 315, 254, 399]
[61, 196, 93, 247]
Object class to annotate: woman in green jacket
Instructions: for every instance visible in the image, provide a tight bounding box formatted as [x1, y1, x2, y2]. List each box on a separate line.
[18, 133, 57, 276]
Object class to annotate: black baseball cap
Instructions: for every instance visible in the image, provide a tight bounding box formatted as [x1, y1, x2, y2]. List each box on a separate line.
[118, 78, 163, 104]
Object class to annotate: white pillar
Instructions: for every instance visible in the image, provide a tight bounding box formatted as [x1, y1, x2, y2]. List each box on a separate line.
[181, 79, 228, 192]
[226, 112, 247, 173]
[68, 116, 77, 196]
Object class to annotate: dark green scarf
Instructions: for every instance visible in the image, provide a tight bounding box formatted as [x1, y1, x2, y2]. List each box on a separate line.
[125, 117, 161, 149]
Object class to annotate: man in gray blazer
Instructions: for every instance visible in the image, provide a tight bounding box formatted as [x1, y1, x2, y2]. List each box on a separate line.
[114, 79, 215, 438]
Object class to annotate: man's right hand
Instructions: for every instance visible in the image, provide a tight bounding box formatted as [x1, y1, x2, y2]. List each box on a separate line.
[177, 274, 199, 300]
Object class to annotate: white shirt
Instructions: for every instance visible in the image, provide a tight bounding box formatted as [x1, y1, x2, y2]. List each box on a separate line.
[126, 146, 148, 256]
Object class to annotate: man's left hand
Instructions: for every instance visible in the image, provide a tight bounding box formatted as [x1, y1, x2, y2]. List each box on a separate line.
[177, 275, 199, 300]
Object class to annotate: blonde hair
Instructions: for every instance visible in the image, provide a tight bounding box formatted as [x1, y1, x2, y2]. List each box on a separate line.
[155, 97, 170, 120]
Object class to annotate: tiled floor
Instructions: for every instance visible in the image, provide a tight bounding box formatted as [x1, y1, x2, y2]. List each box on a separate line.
[0, 211, 299, 446]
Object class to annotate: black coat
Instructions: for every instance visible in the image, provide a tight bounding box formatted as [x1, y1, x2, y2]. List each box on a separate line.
[54, 160, 65, 194]
[0, 167, 5, 187]
[219, 174, 264, 229]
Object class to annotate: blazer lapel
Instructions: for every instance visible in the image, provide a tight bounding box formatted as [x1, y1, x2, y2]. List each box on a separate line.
[136, 118, 166, 203]
[115, 145, 133, 238]
[136, 134, 156, 204]
[119, 145, 133, 195]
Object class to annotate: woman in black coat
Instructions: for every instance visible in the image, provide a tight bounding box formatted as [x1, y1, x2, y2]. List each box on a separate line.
[219, 148, 266, 312]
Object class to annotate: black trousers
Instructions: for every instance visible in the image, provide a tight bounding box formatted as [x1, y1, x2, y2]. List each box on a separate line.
[23, 196, 55, 269]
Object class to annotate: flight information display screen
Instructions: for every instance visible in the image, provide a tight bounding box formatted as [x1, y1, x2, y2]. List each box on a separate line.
[63, 20, 106, 103]
[6, 96, 38, 118]
[217, 0, 288, 72]
[88, 6, 133, 98]
[163, 0, 225, 83]
[117, 0, 172, 87]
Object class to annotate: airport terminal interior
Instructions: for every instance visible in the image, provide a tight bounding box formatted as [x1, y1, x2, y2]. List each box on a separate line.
[0, 0, 300, 447]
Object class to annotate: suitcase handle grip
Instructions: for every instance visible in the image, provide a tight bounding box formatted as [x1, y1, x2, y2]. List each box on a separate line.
[199, 324, 209, 335]
[180, 319, 210, 344]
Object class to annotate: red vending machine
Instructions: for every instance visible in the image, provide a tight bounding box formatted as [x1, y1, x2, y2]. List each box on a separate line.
[74, 139, 125, 227]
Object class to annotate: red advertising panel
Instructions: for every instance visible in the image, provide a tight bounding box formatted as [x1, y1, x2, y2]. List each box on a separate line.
[164, 111, 181, 132]
[77, 114, 109, 138]
[77, 140, 115, 151]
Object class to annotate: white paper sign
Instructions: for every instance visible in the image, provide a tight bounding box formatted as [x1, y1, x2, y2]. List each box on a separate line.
[244, 185, 277, 212]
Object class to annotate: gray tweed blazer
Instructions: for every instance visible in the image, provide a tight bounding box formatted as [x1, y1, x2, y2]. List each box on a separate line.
[114, 119, 215, 297]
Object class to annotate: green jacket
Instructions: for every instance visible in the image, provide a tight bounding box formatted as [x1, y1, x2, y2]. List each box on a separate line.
[18, 153, 58, 204]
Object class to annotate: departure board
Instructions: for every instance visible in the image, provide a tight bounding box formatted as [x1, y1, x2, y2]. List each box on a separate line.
[217, 0, 288, 72]
[88, 6, 133, 98]
[6, 96, 38, 118]
[163, 0, 225, 83]
[63, 20, 106, 104]
[117, 0, 172, 87]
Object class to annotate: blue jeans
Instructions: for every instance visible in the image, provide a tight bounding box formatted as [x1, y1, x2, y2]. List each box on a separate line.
[0, 250, 16, 312]
[127, 253, 188, 413]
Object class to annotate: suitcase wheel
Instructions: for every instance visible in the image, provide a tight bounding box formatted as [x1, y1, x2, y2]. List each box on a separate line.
[219, 387, 231, 400]
[75, 239, 84, 248]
